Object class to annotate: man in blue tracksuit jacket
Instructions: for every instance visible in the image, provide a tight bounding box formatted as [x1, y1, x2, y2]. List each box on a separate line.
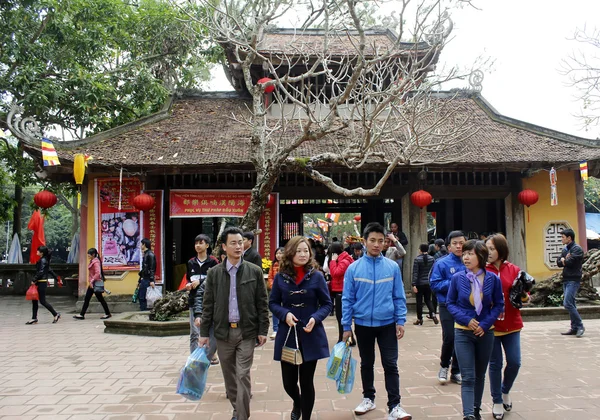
[342, 222, 411, 420]
[429, 230, 466, 385]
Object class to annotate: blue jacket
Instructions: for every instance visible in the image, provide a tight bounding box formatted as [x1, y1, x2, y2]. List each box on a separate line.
[430, 253, 465, 304]
[341, 254, 407, 330]
[269, 268, 332, 362]
[446, 270, 505, 332]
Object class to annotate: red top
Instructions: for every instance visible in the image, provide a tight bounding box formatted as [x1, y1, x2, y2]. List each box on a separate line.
[267, 261, 279, 290]
[88, 258, 102, 285]
[294, 265, 305, 285]
[486, 261, 523, 333]
[328, 251, 354, 292]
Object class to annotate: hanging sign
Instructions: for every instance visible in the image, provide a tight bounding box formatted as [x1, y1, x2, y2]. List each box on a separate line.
[580, 161, 589, 182]
[550, 167, 558, 206]
[142, 190, 164, 283]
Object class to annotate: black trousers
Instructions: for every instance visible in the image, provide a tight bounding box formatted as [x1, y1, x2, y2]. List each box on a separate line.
[355, 323, 400, 411]
[80, 287, 111, 316]
[281, 360, 318, 420]
[32, 282, 57, 319]
[439, 304, 460, 374]
[415, 284, 435, 320]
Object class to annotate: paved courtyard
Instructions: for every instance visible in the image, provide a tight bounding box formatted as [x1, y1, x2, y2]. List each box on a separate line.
[1, 295, 599, 420]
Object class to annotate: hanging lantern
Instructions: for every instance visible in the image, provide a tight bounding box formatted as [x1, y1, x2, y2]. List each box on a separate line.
[410, 190, 433, 208]
[353, 215, 361, 222]
[518, 189, 539, 223]
[133, 193, 156, 212]
[73, 153, 85, 209]
[34, 190, 57, 209]
[257, 77, 275, 93]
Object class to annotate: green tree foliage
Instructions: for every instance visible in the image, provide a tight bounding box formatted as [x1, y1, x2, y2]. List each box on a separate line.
[584, 177, 600, 213]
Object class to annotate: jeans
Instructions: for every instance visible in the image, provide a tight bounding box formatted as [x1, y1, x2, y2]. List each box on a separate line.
[489, 332, 521, 404]
[415, 285, 435, 320]
[80, 287, 111, 316]
[454, 328, 495, 417]
[563, 281, 583, 330]
[281, 360, 318, 420]
[139, 279, 151, 311]
[32, 282, 57, 319]
[439, 304, 460, 374]
[354, 323, 401, 410]
[189, 311, 217, 357]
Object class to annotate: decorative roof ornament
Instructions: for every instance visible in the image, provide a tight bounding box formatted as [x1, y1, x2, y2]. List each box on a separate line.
[6, 103, 42, 146]
[468, 70, 484, 93]
[426, 11, 453, 45]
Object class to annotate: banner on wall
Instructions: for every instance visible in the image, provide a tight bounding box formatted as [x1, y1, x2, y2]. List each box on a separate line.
[142, 190, 164, 282]
[97, 178, 142, 270]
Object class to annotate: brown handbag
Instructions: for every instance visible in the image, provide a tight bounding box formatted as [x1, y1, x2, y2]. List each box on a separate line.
[281, 324, 303, 365]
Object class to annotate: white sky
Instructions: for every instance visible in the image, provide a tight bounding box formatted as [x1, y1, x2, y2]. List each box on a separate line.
[206, 0, 600, 139]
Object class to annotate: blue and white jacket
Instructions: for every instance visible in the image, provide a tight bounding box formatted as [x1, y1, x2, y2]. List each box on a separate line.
[430, 253, 465, 304]
[341, 254, 407, 330]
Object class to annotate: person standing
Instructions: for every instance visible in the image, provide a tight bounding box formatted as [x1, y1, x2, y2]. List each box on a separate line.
[73, 248, 111, 320]
[447, 240, 504, 420]
[269, 236, 332, 420]
[389, 222, 408, 272]
[267, 247, 284, 339]
[433, 238, 448, 260]
[26, 246, 60, 324]
[187, 234, 219, 358]
[384, 232, 406, 263]
[557, 228, 585, 337]
[199, 227, 269, 420]
[138, 238, 156, 311]
[430, 230, 466, 385]
[342, 222, 411, 420]
[327, 241, 355, 343]
[242, 231, 263, 268]
[485, 234, 526, 420]
[411, 243, 438, 325]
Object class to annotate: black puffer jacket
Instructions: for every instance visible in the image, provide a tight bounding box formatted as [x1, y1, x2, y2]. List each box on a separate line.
[139, 250, 157, 280]
[557, 241, 584, 281]
[412, 253, 435, 286]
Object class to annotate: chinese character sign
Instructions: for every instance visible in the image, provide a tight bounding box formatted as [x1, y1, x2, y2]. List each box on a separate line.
[170, 190, 251, 217]
[142, 191, 163, 282]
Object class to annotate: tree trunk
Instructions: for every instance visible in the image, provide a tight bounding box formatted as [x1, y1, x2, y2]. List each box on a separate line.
[71, 195, 79, 238]
[240, 168, 279, 231]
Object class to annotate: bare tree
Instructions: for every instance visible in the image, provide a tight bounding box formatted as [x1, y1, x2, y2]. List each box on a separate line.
[181, 0, 482, 230]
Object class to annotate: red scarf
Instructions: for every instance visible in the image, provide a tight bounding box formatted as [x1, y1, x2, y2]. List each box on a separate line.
[294, 266, 305, 285]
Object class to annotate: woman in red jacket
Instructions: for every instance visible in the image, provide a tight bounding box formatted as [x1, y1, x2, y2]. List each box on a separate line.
[485, 234, 526, 420]
[74, 248, 111, 320]
[326, 242, 355, 343]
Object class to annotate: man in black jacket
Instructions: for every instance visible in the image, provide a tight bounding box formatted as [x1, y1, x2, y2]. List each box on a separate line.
[411, 243, 438, 325]
[138, 238, 157, 311]
[242, 231, 263, 268]
[557, 229, 585, 337]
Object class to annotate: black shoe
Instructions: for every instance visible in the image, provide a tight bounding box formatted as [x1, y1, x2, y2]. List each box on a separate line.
[101, 314, 112, 319]
[474, 407, 482, 420]
[561, 329, 577, 335]
[73, 314, 85, 320]
[432, 315, 439, 325]
[463, 416, 477, 420]
[291, 404, 301, 420]
[52, 313, 61, 323]
[26, 319, 38, 325]
[576, 327, 585, 337]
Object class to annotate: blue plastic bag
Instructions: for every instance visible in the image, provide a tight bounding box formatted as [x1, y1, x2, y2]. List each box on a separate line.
[176, 347, 211, 400]
[326, 341, 347, 380]
[336, 345, 356, 394]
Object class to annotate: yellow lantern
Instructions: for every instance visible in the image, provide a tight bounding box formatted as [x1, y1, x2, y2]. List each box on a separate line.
[73, 153, 85, 208]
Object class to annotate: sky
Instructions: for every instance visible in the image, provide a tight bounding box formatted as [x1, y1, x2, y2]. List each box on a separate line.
[206, 0, 600, 139]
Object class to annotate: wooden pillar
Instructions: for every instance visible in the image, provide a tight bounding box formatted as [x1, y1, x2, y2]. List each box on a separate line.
[401, 191, 427, 290]
[78, 183, 89, 297]
[504, 191, 526, 271]
[575, 172, 587, 252]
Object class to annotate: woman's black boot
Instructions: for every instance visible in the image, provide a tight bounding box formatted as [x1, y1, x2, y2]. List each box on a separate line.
[291, 404, 301, 420]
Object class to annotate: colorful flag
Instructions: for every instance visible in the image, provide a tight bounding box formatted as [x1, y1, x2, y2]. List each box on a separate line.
[325, 212, 340, 223]
[580, 161, 589, 182]
[41, 138, 60, 166]
[317, 218, 329, 232]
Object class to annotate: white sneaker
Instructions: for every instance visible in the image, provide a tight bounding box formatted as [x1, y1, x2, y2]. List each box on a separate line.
[388, 404, 412, 420]
[269, 331, 277, 339]
[492, 403, 504, 419]
[502, 393, 512, 411]
[354, 398, 376, 415]
[437, 367, 449, 384]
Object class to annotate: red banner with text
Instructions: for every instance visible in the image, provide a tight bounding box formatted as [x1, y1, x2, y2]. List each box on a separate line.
[142, 190, 164, 283]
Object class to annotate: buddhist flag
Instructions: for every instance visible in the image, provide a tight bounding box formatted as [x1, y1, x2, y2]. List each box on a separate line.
[41, 138, 60, 166]
[317, 218, 329, 232]
[325, 212, 340, 223]
[580, 161, 589, 182]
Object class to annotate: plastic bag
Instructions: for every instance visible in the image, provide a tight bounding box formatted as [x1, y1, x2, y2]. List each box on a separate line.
[326, 341, 347, 380]
[146, 286, 162, 309]
[25, 284, 39, 301]
[132, 286, 139, 303]
[176, 347, 211, 401]
[336, 345, 356, 394]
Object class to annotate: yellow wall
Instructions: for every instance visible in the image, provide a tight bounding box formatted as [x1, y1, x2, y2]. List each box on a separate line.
[523, 170, 579, 280]
[86, 176, 142, 295]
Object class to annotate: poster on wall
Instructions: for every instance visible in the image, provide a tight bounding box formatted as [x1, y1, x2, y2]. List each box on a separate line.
[97, 178, 142, 270]
[142, 190, 164, 282]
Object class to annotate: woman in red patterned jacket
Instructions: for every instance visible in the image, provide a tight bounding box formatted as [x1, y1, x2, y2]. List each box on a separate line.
[485, 234, 528, 420]
[327, 242, 355, 343]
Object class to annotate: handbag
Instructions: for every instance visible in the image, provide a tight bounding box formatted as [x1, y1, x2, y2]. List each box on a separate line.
[93, 280, 105, 293]
[281, 324, 303, 365]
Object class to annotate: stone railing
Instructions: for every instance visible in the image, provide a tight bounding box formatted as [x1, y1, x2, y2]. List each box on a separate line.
[0, 264, 79, 296]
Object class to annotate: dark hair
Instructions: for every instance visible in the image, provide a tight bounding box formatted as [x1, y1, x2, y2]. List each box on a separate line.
[242, 231, 255, 243]
[561, 228, 576, 241]
[462, 240, 488, 270]
[434, 238, 445, 247]
[222, 227, 244, 244]
[141, 238, 152, 250]
[485, 234, 509, 262]
[326, 242, 344, 270]
[419, 243, 429, 253]
[37, 245, 51, 261]
[194, 234, 211, 244]
[351, 242, 363, 251]
[279, 236, 318, 278]
[87, 248, 105, 280]
[447, 230, 466, 242]
[272, 247, 284, 265]
[363, 222, 385, 239]
[332, 237, 339, 242]
[390, 221, 399, 227]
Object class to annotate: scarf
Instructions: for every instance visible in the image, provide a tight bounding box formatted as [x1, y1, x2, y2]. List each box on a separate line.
[466, 269, 485, 315]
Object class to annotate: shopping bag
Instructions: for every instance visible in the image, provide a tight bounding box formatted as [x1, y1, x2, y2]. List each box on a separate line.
[336, 344, 357, 394]
[146, 286, 162, 309]
[132, 286, 139, 303]
[326, 341, 347, 380]
[25, 284, 39, 301]
[176, 347, 211, 401]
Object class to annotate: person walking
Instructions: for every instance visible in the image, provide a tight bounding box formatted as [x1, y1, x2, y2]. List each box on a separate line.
[198, 227, 269, 420]
[327, 241, 355, 343]
[269, 236, 332, 420]
[557, 228, 585, 337]
[242, 231, 263, 268]
[342, 222, 411, 420]
[138, 238, 156, 311]
[447, 240, 504, 420]
[187, 234, 219, 360]
[411, 243, 438, 325]
[267, 247, 284, 339]
[485, 234, 526, 419]
[26, 246, 60, 324]
[73, 248, 111, 320]
[430, 230, 466, 385]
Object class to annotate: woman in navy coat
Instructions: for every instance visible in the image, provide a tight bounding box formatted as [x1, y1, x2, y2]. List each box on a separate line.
[270, 235, 333, 420]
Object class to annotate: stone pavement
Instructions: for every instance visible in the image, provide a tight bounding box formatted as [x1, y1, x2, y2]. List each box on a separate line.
[1, 295, 600, 420]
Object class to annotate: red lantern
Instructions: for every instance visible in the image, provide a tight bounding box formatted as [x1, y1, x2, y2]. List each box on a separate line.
[34, 190, 57, 209]
[410, 190, 433, 208]
[517, 189, 539, 207]
[257, 77, 275, 93]
[133, 193, 155, 212]
[353, 215, 361, 222]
